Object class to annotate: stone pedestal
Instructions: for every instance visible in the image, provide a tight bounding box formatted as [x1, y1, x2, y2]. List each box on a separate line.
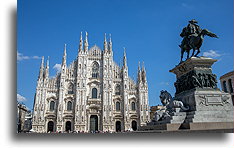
[170, 57, 233, 124]
[139, 57, 233, 132]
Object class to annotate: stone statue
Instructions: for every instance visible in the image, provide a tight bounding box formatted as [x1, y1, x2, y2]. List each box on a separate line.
[154, 90, 189, 121]
[179, 19, 218, 62]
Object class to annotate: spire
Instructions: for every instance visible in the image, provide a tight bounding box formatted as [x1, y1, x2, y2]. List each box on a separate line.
[137, 61, 142, 84]
[79, 32, 83, 52]
[104, 33, 108, 52]
[141, 61, 147, 83]
[62, 44, 67, 66]
[108, 33, 112, 52]
[142, 61, 146, 72]
[45, 56, 49, 78]
[104, 33, 107, 42]
[123, 47, 127, 67]
[138, 61, 141, 72]
[40, 56, 44, 69]
[84, 31, 89, 52]
[46, 56, 49, 68]
[38, 56, 44, 79]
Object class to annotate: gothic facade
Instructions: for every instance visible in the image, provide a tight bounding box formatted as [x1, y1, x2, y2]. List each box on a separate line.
[32, 33, 149, 133]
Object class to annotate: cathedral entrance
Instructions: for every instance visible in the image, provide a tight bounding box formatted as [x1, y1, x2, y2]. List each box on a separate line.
[47, 121, 54, 132]
[116, 121, 121, 132]
[131, 120, 137, 131]
[65, 121, 72, 132]
[90, 115, 98, 132]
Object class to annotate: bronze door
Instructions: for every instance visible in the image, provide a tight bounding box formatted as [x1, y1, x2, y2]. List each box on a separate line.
[90, 115, 98, 132]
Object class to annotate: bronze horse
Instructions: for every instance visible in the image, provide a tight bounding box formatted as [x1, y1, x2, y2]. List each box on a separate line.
[179, 29, 218, 63]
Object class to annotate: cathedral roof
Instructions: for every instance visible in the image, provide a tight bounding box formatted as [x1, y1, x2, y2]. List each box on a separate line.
[89, 45, 102, 56]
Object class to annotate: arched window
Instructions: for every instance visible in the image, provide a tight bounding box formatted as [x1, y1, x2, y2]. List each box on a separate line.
[67, 101, 72, 111]
[115, 84, 121, 95]
[116, 102, 120, 111]
[228, 79, 233, 93]
[49, 101, 55, 111]
[92, 62, 99, 78]
[68, 83, 74, 94]
[223, 81, 227, 92]
[131, 102, 136, 111]
[92, 88, 98, 98]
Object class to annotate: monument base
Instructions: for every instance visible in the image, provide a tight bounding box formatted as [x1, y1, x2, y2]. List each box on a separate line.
[170, 57, 233, 124]
[140, 57, 233, 132]
[185, 122, 234, 130]
[139, 123, 182, 131]
[139, 122, 233, 131]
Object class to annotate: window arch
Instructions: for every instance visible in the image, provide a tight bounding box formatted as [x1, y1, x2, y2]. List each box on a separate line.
[67, 101, 72, 111]
[131, 102, 136, 111]
[228, 79, 233, 93]
[116, 102, 120, 111]
[92, 88, 98, 98]
[223, 81, 227, 92]
[68, 83, 74, 94]
[92, 62, 99, 78]
[115, 84, 121, 95]
[49, 101, 55, 111]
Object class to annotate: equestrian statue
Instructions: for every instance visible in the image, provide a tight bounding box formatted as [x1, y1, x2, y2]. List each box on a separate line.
[179, 19, 218, 63]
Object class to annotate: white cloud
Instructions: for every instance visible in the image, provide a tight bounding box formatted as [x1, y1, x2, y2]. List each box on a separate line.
[17, 51, 41, 61]
[182, 3, 188, 7]
[17, 52, 30, 61]
[159, 82, 169, 86]
[32, 56, 41, 59]
[17, 94, 27, 102]
[203, 50, 221, 58]
[181, 3, 193, 9]
[53, 64, 61, 72]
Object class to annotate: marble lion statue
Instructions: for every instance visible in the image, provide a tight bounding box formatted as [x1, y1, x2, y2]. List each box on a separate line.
[154, 90, 189, 121]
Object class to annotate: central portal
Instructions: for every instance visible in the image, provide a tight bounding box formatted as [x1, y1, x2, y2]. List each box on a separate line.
[90, 115, 98, 132]
[47, 121, 54, 132]
[116, 121, 121, 132]
[65, 121, 71, 132]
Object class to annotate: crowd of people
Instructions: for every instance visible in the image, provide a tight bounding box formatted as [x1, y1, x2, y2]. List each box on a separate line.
[46, 129, 135, 134]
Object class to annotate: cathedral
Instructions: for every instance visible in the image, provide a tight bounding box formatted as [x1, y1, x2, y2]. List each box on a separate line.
[32, 32, 149, 133]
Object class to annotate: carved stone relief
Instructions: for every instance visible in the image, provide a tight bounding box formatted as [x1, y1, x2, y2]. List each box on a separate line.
[175, 70, 217, 94]
[198, 95, 230, 106]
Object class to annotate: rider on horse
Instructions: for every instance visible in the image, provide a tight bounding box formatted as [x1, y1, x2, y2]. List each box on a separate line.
[179, 19, 218, 62]
[180, 19, 202, 48]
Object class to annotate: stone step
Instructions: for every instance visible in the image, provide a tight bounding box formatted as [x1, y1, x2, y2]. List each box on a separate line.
[185, 117, 233, 123]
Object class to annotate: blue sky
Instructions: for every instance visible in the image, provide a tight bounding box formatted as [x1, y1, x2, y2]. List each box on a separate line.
[17, 0, 233, 110]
